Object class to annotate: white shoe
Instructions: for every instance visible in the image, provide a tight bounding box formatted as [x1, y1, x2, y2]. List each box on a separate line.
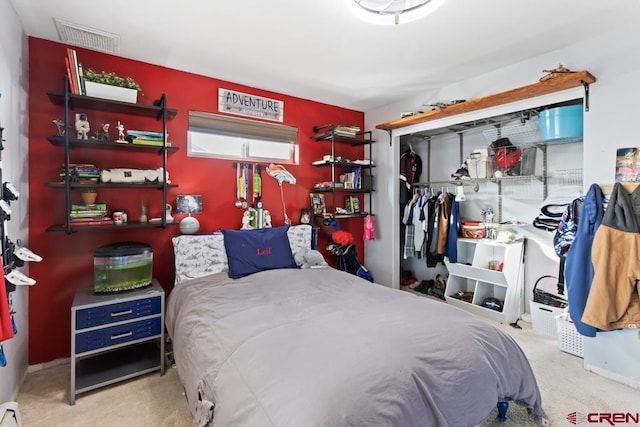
[14, 247, 43, 262]
[5, 270, 36, 286]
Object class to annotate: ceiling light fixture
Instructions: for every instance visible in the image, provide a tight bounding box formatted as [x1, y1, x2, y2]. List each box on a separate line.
[351, 0, 445, 25]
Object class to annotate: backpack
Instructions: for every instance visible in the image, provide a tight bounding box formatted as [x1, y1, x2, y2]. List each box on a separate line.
[551, 196, 584, 295]
[553, 196, 584, 258]
[328, 244, 374, 282]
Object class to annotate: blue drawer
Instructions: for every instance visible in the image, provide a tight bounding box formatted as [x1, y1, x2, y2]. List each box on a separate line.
[75, 317, 161, 354]
[75, 296, 161, 330]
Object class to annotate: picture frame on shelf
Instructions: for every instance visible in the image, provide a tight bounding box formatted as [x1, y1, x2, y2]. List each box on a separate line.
[299, 208, 312, 225]
[309, 193, 326, 216]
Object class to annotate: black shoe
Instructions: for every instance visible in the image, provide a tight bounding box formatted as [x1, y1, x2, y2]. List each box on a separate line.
[416, 279, 435, 294]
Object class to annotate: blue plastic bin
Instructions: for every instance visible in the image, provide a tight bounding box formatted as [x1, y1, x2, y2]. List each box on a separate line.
[538, 105, 583, 141]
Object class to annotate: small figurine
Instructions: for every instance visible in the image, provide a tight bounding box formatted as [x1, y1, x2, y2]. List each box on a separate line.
[539, 64, 575, 82]
[263, 210, 272, 228]
[165, 203, 174, 223]
[241, 210, 254, 230]
[96, 123, 110, 141]
[116, 121, 126, 143]
[481, 207, 495, 223]
[52, 119, 68, 136]
[75, 113, 90, 140]
[139, 201, 148, 223]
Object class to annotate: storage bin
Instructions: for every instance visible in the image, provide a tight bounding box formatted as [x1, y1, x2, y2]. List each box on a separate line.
[555, 312, 584, 357]
[530, 300, 563, 337]
[467, 156, 494, 179]
[538, 105, 583, 141]
[461, 221, 484, 239]
[491, 146, 537, 176]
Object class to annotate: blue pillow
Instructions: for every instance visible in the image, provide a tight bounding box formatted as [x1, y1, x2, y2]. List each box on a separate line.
[221, 226, 299, 279]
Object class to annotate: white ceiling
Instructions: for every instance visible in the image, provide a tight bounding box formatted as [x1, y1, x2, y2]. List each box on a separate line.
[10, 0, 640, 111]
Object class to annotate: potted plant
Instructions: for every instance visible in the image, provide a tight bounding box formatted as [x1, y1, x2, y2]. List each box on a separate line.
[81, 188, 97, 205]
[83, 69, 142, 103]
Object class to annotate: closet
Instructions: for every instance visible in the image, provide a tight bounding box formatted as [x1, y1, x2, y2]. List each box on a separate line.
[378, 72, 593, 321]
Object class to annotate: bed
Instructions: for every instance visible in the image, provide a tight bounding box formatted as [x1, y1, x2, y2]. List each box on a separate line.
[166, 225, 548, 427]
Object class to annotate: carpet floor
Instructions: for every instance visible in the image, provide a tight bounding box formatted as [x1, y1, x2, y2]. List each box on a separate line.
[15, 319, 640, 426]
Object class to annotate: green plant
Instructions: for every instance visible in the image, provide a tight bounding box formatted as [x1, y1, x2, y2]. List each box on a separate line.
[82, 188, 96, 193]
[83, 69, 142, 93]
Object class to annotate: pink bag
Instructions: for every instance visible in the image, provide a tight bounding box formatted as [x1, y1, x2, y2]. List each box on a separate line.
[363, 214, 376, 240]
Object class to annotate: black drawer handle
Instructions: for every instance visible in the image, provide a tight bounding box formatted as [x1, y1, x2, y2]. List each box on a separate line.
[110, 309, 133, 317]
[110, 331, 133, 340]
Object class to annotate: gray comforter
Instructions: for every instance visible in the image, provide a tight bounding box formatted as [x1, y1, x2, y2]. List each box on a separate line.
[166, 268, 547, 427]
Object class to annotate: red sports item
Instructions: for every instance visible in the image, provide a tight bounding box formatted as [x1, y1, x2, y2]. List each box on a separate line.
[0, 259, 15, 342]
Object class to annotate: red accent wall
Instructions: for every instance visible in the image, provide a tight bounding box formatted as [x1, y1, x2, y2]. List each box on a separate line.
[27, 37, 366, 364]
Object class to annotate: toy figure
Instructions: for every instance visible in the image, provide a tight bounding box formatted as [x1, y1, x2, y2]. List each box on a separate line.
[116, 121, 126, 142]
[96, 123, 110, 141]
[75, 113, 90, 140]
[165, 203, 174, 223]
[241, 210, 254, 230]
[263, 210, 272, 228]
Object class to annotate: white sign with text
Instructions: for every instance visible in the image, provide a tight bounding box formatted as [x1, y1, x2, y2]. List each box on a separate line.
[218, 89, 284, 122]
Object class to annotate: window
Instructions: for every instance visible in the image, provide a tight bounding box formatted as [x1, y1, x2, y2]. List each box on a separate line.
[188, 111, 299, 164]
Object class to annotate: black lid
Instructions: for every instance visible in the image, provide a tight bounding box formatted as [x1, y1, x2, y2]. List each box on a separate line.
[94, 242, 152, 257]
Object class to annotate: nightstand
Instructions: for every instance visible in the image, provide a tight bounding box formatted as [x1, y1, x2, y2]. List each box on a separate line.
[70, 279, 165, 405]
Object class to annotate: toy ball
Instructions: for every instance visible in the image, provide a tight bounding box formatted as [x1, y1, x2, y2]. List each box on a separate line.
[494, 170, 504, 178]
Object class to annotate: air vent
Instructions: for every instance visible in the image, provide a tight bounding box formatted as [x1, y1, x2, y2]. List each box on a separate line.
[54, 19, 120, 54]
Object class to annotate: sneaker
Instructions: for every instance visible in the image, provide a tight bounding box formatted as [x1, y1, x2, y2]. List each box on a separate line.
[414, 280, 433, 293]
[428, 287, 446, 301]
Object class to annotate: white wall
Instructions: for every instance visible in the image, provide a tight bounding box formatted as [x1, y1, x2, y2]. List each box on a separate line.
[364, 23, 640, 297]
[0, 0, 29, 402]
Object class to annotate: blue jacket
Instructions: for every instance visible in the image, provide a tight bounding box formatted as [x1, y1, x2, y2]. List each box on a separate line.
[565, 183, 604, 337]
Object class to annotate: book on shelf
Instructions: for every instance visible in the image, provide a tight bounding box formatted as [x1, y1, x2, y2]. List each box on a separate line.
[69, 218, 115, 227]
[345, 196, 360, 214]
[130, 138, 172, 147]
[310, 192, 326, 216]
[334, 125, 360, 136]
[66, 48, 81, 95]
[71, 49, 82, 95]
[71, 203, 107, 211]
[77, 62, 86, 95]
[64, 57, 75, 95]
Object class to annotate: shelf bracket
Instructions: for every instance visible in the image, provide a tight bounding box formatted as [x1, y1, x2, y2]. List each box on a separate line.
[581, 80, 590, 112]
[386, 129, 392, 146]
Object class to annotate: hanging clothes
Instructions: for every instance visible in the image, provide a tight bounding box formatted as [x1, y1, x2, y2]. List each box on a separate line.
[400, 150, 422, 205]
[413, 192, 427, 257]
[565, 183, 604, 337]
[425, 192, 444, 267]
[436, 192, 451, 255]
[582, 183, 640, 331]
[402, 193, 419, 259]
[445, 196, 460, 263]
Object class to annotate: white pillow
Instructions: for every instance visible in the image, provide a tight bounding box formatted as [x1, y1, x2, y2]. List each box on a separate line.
[172, 233, 228, 285]
[287, 225, 312, 263]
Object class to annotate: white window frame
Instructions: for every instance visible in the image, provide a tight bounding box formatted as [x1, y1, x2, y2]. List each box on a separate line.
[188, 111, 299, 164]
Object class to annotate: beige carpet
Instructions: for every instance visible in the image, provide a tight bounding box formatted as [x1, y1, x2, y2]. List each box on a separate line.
[15, 320, 640, 426]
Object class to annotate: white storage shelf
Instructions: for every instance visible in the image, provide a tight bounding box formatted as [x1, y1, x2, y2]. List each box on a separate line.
[445, 238, 524, 324]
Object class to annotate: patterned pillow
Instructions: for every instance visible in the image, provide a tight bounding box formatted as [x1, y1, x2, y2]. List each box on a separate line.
[287, 224, 312, 263]
[172, 233, 228, 285]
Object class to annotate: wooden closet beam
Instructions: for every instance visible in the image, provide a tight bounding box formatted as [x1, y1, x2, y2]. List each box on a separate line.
[599, 182, 640, 195]
[376, 70, 596, 131]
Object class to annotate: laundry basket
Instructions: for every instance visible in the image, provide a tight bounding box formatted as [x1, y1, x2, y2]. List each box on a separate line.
[555, 312, 584, 357]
